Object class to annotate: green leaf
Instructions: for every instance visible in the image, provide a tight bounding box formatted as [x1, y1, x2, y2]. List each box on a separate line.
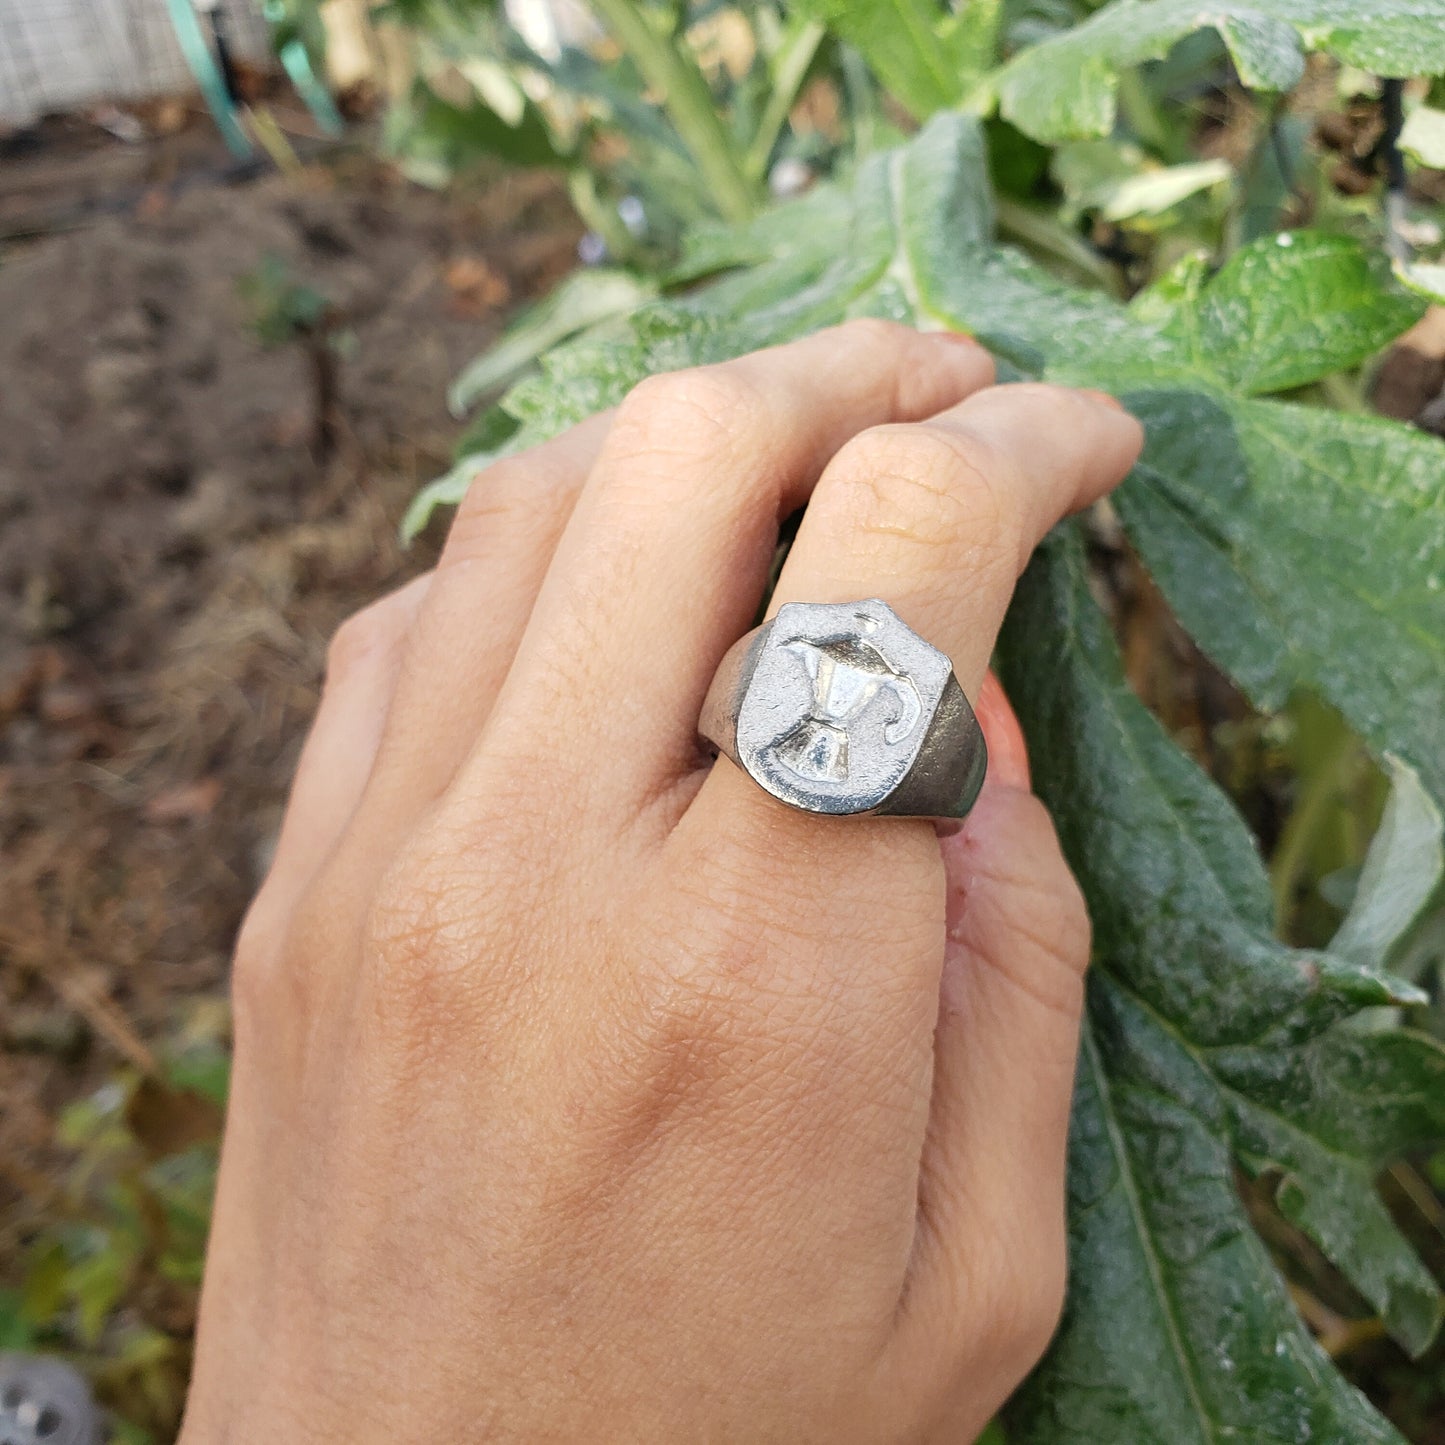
[993, 0, 1445, 142]
[388, 84, 571, 185]
[0, 1289, 36, 1350]
[70, 1242, 129, 1345]
[1097, 159, 1231, 220]
[788, 0, 997, 117]
[1332, 756, 1445, 969]
[1110, 394, 1445, 808]
[449, 269, 658, 416]
[1137, 232, 1425, 394]
[949, 0, 1006, 82]
[414, 115, 1445, 1430]
[998, 532, 1445, 1439]
[1396, 259, 1445, 304]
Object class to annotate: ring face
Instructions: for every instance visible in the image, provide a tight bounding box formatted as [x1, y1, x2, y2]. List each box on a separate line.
[735, 599, 952, 815]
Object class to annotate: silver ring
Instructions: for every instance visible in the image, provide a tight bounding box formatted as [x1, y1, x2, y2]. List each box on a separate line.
[699, 599, 987, 822]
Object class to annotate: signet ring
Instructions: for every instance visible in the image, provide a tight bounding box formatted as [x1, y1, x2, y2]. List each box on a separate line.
[699, 599, 987, 822]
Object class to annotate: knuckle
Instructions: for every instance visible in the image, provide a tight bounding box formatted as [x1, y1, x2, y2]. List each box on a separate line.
[993, 1254, 1068, 1372]
[357, 819, 538, 1044]
[649, 837, 940, 1081]
[230, 885, 327, 1050]
[325, 598, 402, 680]
[611, 366, 765, 462]
[230, 896, 283, 1034]
[609, 967, 742, 1123]
[825, 423, 1014, 561]
[992, 380, 1075, 415]
[442, 457, 534, 561]
[939, 425, 1026, 565]
[364, 837, 467, 990]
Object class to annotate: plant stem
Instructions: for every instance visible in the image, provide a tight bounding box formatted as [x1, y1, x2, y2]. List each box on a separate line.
[841, 45, 881, 156]
[743, 17, 826, 183]
[1389, 1161, 1445, 1241]
[567, 166, 635, 260]
[995, 197, 1127, 298]
[588, 0, 760, 224]
[1377, 78, 1410, 263]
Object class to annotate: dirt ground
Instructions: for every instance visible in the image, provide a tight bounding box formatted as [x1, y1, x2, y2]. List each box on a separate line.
[0, 116, 579, 1283]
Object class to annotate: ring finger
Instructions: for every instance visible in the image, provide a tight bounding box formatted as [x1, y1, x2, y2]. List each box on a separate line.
[690, 382, 1142, 834]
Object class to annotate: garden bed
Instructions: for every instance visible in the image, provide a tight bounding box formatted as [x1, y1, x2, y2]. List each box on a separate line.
[0, 117, 578, 1366]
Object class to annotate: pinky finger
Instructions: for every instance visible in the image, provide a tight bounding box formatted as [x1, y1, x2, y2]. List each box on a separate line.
[247, 573, 431, 934]
[894, 783, 1089, 1403]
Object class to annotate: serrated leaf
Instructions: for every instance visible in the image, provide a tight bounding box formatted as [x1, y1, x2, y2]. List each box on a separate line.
[998, 532, 1445, 1438]
[417, 113, 1445, 1432]
[1138, 232, 1425, 393]
[994, 0, 1445, 142]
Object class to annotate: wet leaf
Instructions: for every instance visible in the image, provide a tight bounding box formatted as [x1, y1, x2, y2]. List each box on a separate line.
[1000, 534, 1445, 1439]
[993, 0, 1445, 142]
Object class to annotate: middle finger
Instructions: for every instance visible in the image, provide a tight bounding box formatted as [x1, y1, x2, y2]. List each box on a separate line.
[467, 320, 996, 828]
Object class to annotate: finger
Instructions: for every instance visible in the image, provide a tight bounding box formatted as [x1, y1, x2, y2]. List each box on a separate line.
[690, 382, 1139, 837]
[355, 412, 612, 828]
[247, 574, 431, 935]
[772, 382, 1139, 692]
[473, 321, 996, 822]
[900, 781, 1088, 1371]
[972, 670, 1029, 792]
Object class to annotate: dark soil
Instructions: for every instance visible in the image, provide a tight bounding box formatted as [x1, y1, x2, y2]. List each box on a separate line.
[0, 126, 579, 1276]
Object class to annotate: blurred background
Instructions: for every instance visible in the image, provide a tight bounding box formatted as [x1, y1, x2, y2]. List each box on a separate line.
[1, 2, 1443, 1441]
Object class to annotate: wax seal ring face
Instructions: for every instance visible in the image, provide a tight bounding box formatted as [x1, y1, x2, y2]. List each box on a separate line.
[735, 600, 955, 815]
[700, 598, 987, 821]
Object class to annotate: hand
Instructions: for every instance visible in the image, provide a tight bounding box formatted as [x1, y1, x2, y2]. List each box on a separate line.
[182, 321, 1142, 1444]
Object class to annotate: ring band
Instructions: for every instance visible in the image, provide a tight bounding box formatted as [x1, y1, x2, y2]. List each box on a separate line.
[699, 599, 987, 822]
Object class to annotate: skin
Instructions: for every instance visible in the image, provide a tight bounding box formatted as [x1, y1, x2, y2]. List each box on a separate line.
[181, 321, 1143, 1444]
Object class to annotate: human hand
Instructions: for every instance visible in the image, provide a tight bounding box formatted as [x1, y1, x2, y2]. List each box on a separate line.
[181, 321, 1142, 1443]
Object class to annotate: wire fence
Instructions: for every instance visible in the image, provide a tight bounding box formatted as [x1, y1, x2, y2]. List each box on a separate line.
[0, 0, 271, 126]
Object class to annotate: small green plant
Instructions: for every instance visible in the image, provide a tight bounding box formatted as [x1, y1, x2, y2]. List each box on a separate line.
[238, 253, 349, 461]
[3, 1047, 227, 1444]
[378, 1, 1445, 1439]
